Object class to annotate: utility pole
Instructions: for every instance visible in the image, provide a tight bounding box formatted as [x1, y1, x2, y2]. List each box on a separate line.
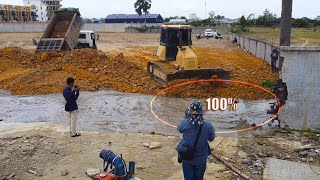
[205, 0, 207, 19]
[280, 0, 293, 46]
[279, 0, 293, 72]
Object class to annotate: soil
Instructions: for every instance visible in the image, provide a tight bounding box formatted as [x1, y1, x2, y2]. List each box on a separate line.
[49, 20, 71, 38]
[0, 33, 277, 100]
[0, 124, 319, 180]
[0, 33, 299, 180]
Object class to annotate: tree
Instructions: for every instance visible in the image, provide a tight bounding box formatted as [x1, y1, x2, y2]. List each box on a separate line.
[256, 9, 278, 26]
[239, 16, 247, 30]
[214, 15, 225, 24]
[280, 0, 293, 46]
[134, 0, 152, 27]
[209, 11, 215, 22]
[247, 13, 254, 20]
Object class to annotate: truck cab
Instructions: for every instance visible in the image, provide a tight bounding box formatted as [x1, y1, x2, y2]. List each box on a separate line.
[77, 30, 97, 49]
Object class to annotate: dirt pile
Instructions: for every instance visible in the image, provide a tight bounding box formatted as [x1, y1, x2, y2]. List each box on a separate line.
[0, 47, 276, 99]
[0, 47, 162, 95]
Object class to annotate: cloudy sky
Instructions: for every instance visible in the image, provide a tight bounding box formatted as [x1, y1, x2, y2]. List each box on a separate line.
[2, 0, 320, 19]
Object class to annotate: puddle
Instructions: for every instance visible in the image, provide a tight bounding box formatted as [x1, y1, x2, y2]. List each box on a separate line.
[0, 91, 275, 136]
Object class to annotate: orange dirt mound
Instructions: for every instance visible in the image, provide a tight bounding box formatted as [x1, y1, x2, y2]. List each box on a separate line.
[0, 47, 277, 100]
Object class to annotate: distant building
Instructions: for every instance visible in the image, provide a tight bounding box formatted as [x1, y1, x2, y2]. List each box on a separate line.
[219, 18, 239, 24]
[23, 0, 62, 21]
[167, 19, 187, 24]
[316, 16, 320, 21]
[92, 18, 99, 23]
[189, 13, 200, 22]
[0, 4, 37, 22]
[105, 14, 164, 23]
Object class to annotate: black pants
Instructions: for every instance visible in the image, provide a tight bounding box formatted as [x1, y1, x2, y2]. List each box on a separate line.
[271, 59, 278, 73]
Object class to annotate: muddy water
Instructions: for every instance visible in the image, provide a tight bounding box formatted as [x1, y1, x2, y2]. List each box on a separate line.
[0, 90, 275, 136]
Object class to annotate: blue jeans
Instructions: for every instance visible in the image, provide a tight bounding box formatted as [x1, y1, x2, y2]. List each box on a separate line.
[271, 59, 278, 73]
[182, 162, 206, 180]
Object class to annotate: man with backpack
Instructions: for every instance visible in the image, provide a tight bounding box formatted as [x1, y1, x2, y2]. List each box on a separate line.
[177, 101, 215, 180]
[63, 77, 81, 137]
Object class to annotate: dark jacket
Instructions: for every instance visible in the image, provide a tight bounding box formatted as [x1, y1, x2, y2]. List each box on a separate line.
[177, 118, 215, 165]
[270, 51, 279, 61]
[63, 87, 79, 111]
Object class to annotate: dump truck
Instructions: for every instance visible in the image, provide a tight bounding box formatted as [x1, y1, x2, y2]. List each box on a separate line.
[147, 25, 231, 84]
[36, 8, 83, 51]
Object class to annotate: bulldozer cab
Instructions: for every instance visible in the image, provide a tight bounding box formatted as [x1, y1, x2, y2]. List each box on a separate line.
[159, 25, 192, 60]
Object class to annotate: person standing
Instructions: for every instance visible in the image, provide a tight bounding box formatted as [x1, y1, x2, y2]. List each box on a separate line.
[270, 48, 279, 73]
[177, 101, 215, 180]
[63, 77, 81, 137]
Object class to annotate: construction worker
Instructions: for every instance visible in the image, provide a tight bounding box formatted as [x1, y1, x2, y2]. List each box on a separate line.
[177, 101, 215, 180]
[232, 37, 238, 44]
[63, 77, 81, 137]
[270, 48, 279, 73]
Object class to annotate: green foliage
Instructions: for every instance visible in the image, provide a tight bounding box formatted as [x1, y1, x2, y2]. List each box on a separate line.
[134, 0, 152, 26]
[214, 15, 225, 25]
[243, 9, 320, 28]
[256, 9, 279, 27]
[292, 17, 314, 28]
[261, 79, 276, 89]
[299, 128, 318, 137]
[190, 18, 216, 27]
[26, 149, 35, 157]
[239, 16, 246, 27]
[208, 11, 215, 21]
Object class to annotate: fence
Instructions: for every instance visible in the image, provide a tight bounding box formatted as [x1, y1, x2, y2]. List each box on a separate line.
[229, 33, 277, 65]
[0, 22, 230, 34]
[0, 22, 163, 33]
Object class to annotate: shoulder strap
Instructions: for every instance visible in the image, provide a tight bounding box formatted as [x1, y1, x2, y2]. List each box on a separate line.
[193, 124, 203, 149]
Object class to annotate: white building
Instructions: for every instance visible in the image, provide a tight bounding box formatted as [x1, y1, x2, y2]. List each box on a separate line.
[316, 16, 320, 21]
[23, 0, 62, 21]
[189, 13, 200, 21]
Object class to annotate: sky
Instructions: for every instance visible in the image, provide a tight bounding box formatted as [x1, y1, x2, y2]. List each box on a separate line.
[2, 0, 320, 19]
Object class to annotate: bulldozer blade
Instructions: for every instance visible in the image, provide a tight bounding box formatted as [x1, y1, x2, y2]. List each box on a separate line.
[147, 61, 231, 84]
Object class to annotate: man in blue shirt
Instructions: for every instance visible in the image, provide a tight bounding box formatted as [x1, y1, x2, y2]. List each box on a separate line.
[177, 101, 215, 180]
[63, 77, 81, 137]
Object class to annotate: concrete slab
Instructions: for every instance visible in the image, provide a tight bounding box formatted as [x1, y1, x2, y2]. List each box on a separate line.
[263, 158, 320, 180]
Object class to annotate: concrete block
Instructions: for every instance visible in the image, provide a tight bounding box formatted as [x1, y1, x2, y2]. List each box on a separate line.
[249, 39, 257, 56]
[244, 38, 250, 50]
[263, 158, 320, 180]
[256, 41, 266, 60]
[239, 36, 244, 48]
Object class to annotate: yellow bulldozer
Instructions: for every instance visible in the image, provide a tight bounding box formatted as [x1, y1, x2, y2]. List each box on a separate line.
[147, 25, 230, 84]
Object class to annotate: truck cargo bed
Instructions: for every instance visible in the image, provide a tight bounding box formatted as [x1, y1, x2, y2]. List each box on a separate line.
[37, 10, 83, 51]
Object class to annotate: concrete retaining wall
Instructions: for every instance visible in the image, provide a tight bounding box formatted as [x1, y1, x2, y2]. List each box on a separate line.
[125, 26, 230, 34]
[0, 22, 230, 34]
[230, 33, 320, 129]
[279, 47, 320, 129]
[229, 33, 276, 64]
[0, 22, 163, 33]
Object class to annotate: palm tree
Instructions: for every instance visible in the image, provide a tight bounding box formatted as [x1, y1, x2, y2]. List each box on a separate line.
[134, 0, 152, 27]
[280, 0, 293, 46]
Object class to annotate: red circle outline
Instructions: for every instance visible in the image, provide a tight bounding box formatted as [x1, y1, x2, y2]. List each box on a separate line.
[150, 79, 281, 134]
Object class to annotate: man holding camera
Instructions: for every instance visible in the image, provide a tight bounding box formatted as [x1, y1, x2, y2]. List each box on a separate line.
[63, 77, 81, 137]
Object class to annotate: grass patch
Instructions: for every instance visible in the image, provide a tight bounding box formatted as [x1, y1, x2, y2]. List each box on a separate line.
[240, 27, 320, 46]
[261, 79, 276, 89]
[26, 149, 35, 157]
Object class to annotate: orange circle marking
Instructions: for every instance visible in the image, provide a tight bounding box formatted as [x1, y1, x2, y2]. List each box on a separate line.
[150, 79, 281, 134]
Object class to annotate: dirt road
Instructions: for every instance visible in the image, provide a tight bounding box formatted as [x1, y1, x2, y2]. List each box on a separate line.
[1, 123, 319, 180]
